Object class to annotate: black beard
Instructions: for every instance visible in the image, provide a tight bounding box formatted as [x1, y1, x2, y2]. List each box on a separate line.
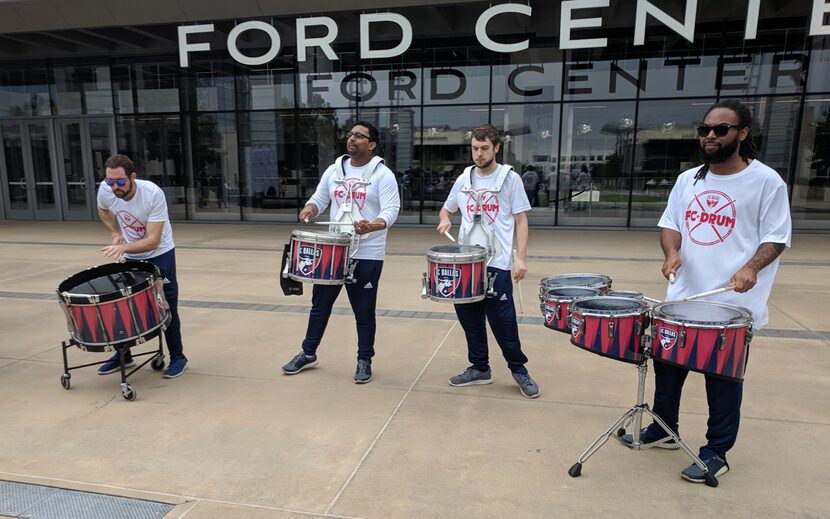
[476, 157, 495, 170]
[701, 137, 740, 164]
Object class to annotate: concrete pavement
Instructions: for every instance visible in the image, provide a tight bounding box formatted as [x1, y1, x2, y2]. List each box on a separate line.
[0, 221, 828, 518]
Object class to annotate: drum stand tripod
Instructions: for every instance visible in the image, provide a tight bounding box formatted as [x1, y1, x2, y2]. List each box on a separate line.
[567, 336, 720, 487]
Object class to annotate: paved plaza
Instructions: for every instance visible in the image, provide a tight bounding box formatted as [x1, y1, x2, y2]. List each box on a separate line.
[0, 221, 828, 519]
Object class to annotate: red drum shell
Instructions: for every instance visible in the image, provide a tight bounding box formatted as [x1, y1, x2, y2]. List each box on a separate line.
[425, 245, 488, 303]
[541, 286, 600, 333]
[569, 296, 650, 364]
[651, 301, 753, 382]
[288, 230, 351, 285]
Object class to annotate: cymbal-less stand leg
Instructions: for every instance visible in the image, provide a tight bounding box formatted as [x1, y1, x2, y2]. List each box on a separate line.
[568, 352, 719, 487]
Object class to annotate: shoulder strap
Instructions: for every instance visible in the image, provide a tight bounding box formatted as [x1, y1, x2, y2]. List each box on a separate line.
[461, 166, 475, 191]
[362, 156, 385, 181]
[493, 164, 513, 192]
[334, 154, 350, 179]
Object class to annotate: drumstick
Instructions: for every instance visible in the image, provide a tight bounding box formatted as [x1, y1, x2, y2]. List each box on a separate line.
[311, 221, 356, 226]
[512, 249, 524, 314]
[682, 284, 736, 302]
[443, 231, 456, 242]
[669, 272, 676, 283]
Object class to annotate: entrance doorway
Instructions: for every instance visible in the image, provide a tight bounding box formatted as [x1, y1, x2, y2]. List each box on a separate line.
[0, 120, 60, 219]
[54, 118, 116, 220]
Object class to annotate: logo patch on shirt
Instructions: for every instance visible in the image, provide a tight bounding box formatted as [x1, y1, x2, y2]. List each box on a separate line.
[115, 210, 146, 241]
[465, 189, 500, 224]
[333, 178, 367, 211]
[684, 190, 736, 246]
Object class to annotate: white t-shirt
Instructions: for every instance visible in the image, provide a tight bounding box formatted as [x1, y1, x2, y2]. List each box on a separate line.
[442, 165, 531, 270]
[306, 156, 400, 260]
[658, 160, 791, 328]
[97, 179, 175, 260]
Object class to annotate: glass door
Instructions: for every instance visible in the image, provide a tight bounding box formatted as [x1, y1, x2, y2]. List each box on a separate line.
[0, 120, 60, 219]
[55, 118, 116, 220]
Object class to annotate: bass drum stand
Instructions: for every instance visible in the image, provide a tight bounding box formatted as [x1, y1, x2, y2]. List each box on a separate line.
[567, 335, 720, 487]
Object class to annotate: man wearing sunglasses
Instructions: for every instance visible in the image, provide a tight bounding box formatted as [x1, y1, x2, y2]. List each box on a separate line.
[95, 154, 188, 379]
[620, 100, 791, 484]
[282, 122, 400, 383]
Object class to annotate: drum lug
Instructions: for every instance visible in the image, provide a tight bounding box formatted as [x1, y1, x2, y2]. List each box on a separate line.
[421, 272, 428, 299]
[281, 250, 290, 278]
[678, 328, 686, 349]
[717, 330, 727, 351]
[607, 320, 615, 339]
[345, 260, 358, 284]
[88, 294, 99, 304]
[642, 334, 652, 350]
[554, 303, 561, 321]
[485, 271, 498, 298]
[745, 327, 754, 346]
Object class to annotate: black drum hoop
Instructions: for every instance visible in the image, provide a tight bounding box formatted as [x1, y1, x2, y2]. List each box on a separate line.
[57, 261, 160, 305]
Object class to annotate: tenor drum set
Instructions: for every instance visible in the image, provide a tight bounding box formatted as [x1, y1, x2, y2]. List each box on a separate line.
[537, 273, 753, 487]
[56, 261, 171, 401]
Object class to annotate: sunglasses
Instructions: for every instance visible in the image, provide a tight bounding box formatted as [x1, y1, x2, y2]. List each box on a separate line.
[105, 178, 128, 187]
[696, 124, 744, 138]
[346, 131, 371, 141]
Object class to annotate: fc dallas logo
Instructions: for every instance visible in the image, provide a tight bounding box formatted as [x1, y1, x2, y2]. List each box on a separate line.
[570, 316, 583, 340]
[684, 190, 737, 246]
[465, 189, 499, 223]
[297, 246, 322, 276]
[658, 327, 678, 351]
[434, 267, 461, 297]
[115, 210, 146, 241]
[333, 178, 367, 210]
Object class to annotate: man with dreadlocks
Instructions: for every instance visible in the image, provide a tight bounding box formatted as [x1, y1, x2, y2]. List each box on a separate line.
[620, 100, 792, 483]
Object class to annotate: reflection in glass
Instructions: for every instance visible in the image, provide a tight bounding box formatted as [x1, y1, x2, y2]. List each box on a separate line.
[51, 65, 113, 115]
[792, 97, 830, 227]
[28, 124, 55, 210]
[2, 124, 27, 210]
[296, 109, 356, 207]
[190, 113, 238, 217]
[60, 122, 87, 209]
[186, 59, 235, 112]
[559, 102, 636, 225]
[239, 111, 297, 217]
[631, 98, 714, 226]
[237, 64, 295, 110]
[0, 67, 51, 116]
[490, 104, 559, 223]
[135, 63, 180, 113]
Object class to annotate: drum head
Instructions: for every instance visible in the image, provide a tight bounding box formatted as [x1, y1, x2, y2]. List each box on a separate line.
[57, 261, 159, 304]
[545, 286, 599, 301]
[571, 296, 648, 315]
[427, 244, 487, 262]
[655, 301, 752, 326]
[292, 229, 352, 243]
[541, 274, 610, 287]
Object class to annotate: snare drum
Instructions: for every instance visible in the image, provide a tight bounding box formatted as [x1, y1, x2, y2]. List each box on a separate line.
[423, 245, 488, 303]
[651, 301, 753, 382]
[569, 296, 650, 364]
[539, 273, 612, 301]
[540, 287, 600, 333]
[57, 261, 171, 352]
[288, 230, 352, 285]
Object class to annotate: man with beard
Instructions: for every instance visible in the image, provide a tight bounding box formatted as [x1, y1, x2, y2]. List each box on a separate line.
[281, 122, 400, 383]
[96, 154, 188, 378]
[436, 124, 540, 399]
[620, 100, 791, 482]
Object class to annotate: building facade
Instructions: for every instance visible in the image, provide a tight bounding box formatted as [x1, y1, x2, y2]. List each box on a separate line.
[1, 0, 829, 229]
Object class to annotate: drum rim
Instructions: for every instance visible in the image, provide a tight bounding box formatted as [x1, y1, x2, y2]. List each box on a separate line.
[606, 290, 645, 298]
[652, 300, 753, 328]
[57, 261, 160, 305]
[291, 229, 352, 243]
[569, 296, 650, 317]
[540, 273, 612, 283]
[427, 244, 488, 262]
[542, 286, 601, 303]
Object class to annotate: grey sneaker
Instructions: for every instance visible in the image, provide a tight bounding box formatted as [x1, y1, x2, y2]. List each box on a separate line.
[282, 352, 318, 374]
[619, 427, 680, 450]
[681, 455, 729, 483]
[449, 367, 493, 387]
[354, 359, 372, 384]
[512, 372, 540, 399]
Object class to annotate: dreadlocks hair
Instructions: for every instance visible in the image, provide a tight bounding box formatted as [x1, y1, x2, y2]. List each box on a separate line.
[693, 99, 758, 185]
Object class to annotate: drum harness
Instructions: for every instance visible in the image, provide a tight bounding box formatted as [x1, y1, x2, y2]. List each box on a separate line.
[458, 164, 513, 297]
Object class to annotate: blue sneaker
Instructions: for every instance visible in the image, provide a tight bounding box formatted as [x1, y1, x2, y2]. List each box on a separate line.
[449, 367, 492, 387]
[354, 359, 372, 384]
[512, 372, 540, 399]
[163, 357, 188, 378]
[282, 352, 318, 374]
[97, 353, 134, 375]
[682, 455, 729, 483]
[620, 427, 680, 450]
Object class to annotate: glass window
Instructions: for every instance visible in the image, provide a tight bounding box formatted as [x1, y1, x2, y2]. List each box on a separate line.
[51, 65, 113, 115]
[188, 113, 239, 218]
[630, 98, 715, 226]
[0, 66, 51, 116]
[559, 101, 637, 226]
[295, 109, 357, 208]
[422, 48, 491, 106]
[185, 59, 235, 112]
[419, 105, 488, 223]
[490, 104, 560, 224]
[642, 55, 720, 99]
[237, 62, 295, 110]
[791, 96, 830, 228]
[117, 115, 186, 219]
[112, 64, 134, 114]
[358, 107, 421, 218]
[808, 36, 830, 93]
[739, 97, 799, 184]
[491, 51, 562, 103]
[238, 111, 298, 219]
[352, 62, 422, 108]
[718, 30, 807, 96]
[134, 63, 180, 113]
[564, 43, 645, 101]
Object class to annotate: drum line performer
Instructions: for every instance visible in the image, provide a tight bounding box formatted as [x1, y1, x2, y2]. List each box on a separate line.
[96, 154, 188, 378]
[436, 124, 540, 399]
[281, 121, 400, 383]
[621, 99, 792, 482]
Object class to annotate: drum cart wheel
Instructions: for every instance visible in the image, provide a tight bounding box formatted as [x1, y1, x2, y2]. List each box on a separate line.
[121, 383, 136, 401]
[150, 355, 165, 371]
[60, 373, 71, 390]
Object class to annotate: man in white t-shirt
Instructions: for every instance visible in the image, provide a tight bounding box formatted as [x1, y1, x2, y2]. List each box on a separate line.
[437, 124, 540, 399]
[96, 154, 188, 378]
[621, 100, 792, 483]
[281, 122, 400, 384]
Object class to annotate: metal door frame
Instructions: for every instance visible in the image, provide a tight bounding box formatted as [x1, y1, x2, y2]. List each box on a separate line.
[0, 119, 61, 220]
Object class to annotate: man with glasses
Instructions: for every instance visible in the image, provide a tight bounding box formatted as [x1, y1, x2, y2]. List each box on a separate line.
[281, 122, 400, 384]
[96, 154, 188, 378]
[620, 100, 791, 483]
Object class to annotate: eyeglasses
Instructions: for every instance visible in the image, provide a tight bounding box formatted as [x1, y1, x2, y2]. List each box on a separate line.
[696, 124, 744, 138]
[345, 131, 371, 141]
[105, 178, 128, 187]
